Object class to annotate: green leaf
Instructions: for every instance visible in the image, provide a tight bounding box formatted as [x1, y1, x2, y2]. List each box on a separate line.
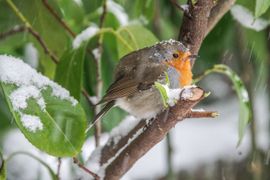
[0, 153, 6, 180]
[55, 45, 86, 101]
[255, 0, 270, 17]
[154, 82, 169, 108]
[133, 0, 155, 22]
[1, 83, 86, 157]
[7, 0, 70, 78]
[6, 151, 57, 180]
[194, 64, 252, 145]
[116, 25, 158, 57]
[2, 84, 86, 157]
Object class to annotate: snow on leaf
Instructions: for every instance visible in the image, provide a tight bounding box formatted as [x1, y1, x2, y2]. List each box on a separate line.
[24, 43, 39, 69]
[230, 5, 270, 31]
[0, 54, 77, 132]
[107, 0, 129, 26]
[0, 55, 86, 156]
[73, 24, 99, 49]
[20, 114, 43, 133]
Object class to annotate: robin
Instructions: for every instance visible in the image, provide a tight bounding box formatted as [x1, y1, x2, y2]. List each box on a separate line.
[94, 39, 195, 123]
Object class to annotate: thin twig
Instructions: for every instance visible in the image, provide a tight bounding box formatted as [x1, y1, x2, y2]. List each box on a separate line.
[57, 158, 61, 180]
[0, 25, 26, 40]
[73, 157, 100, 180]
[6, 0, 59, 63]
[170, 0, 192, 18]
[165, 133, 174, 179]
[207, 0, 236, 35]
[42, 0, 76, 38]
[93, 0, 107, 147]
[170, 0, 186, 12]
[27, 28, 59, 63]
[82, 88, 96, 108]
[185, 110, 219, 118]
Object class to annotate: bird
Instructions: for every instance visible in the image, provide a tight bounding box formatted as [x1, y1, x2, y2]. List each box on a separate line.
[93, 39, 195, 124]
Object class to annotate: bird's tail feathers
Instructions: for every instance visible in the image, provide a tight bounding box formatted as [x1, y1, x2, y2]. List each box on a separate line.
[85, 101, 115, 133]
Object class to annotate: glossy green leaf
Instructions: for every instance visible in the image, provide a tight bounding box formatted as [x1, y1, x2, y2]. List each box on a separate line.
[194, 64, 252, 145]
[0, 152, 6, 180]
[116, 25, 158, 57]
[55, 45, 86, 101]
[255, 0, 270, 17]
[0, 83, 86, 157]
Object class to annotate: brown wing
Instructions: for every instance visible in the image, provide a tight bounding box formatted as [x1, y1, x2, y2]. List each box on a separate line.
[99, 76, 139, 103]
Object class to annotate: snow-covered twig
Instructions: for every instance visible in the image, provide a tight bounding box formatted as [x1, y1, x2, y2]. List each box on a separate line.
[73, 157, 100, 180]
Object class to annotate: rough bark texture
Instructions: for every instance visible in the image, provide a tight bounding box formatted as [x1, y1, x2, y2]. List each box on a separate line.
[178, 0, 215, 56]
[103, 88, 205, 179]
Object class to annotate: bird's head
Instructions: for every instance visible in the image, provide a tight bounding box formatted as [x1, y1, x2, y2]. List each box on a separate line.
[153, 39, 196, 87]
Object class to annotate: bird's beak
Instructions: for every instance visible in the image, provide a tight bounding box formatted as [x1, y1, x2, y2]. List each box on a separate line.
[186, 54, 199, 64]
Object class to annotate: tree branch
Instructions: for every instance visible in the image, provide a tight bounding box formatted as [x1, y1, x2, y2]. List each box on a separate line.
[207, 0, 236, 35]
[178, 0, 235, 58]
[178, 0, 215, 56]
[73, 157, 100, 180]
[0, 25, 26, 40]
[185, 110, 219, 118]
[57, 158, 62, 180]
[93, 0, 107, 147]
[42, 0, 76, 38]
[101, 87, 205, 179]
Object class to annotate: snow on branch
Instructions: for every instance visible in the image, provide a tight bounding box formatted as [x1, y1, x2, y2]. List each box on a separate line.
[87, 87, 206, 180]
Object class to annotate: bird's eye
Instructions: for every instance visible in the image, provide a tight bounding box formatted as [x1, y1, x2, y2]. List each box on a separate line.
[173, 53, 179, 58]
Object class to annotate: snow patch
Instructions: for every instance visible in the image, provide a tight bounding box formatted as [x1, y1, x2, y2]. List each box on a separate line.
[109, 115, 139, 145]
[0, 55, 78, 132]
[191, 108, 205, 112]
[231, 5, 270, 31]
[87, 146, 102, 174]
[73, 25, 99, 49]
[10, 85, 45, 112]
[24, 43, 39, 69]
[92, 48, 101, 60]
[159, 84, 196, 107]
[21, 114, 43, 132]
[107, 0, 128, 26]
[98, 125, 145, 178]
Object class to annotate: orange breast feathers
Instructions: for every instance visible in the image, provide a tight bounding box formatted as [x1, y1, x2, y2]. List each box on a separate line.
[166, 51, 193, 87]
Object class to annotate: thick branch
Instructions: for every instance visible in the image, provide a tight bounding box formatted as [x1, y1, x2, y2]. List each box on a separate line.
[102, 87, 205, 179]
[178, 0, 215, 55]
